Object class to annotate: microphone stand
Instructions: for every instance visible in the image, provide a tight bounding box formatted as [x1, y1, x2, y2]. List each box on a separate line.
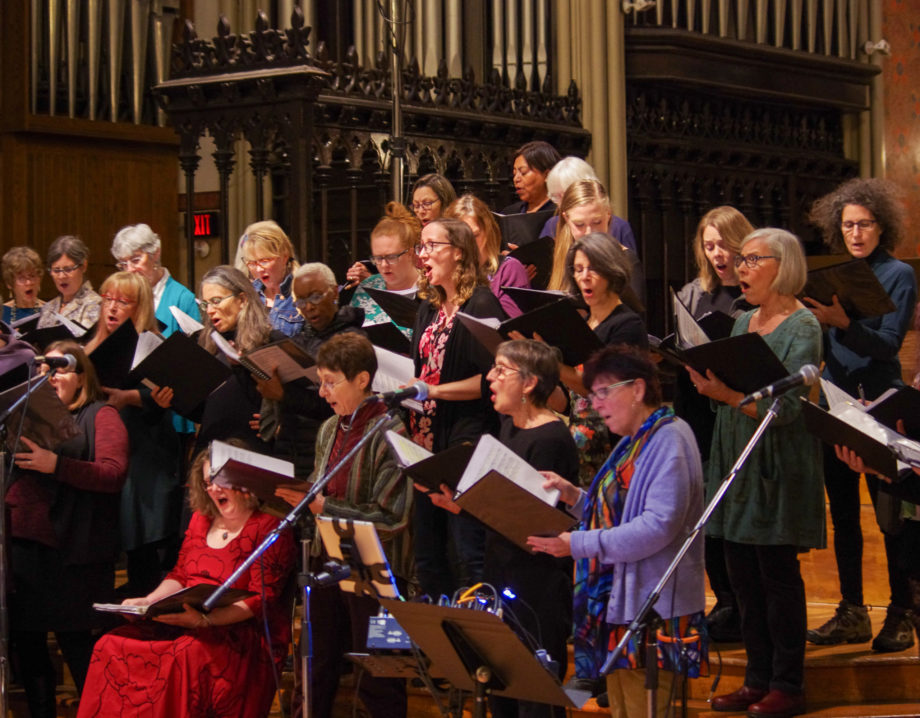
[0, 364, 52, 718]
[600, 397, 783, 718]
[202, 398, 403, 718]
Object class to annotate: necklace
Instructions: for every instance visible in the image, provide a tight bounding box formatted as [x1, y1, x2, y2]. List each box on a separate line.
[221, 530, 229, 540]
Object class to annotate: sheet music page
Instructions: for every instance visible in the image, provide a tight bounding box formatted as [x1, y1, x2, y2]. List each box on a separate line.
[372, 347, 423, 412]
[384, 429, 433, 467]
[210, 330, 240, 362]
[865, 387, 899, 411]
[52, 311, 88, 337]
[210, 439, 294, 478]
[456, 311, 501, 330]
[132, 331, 164, 369]
[246, 344, 314, 384]
[820, 378, 859, 411]
[455, 434, 560, 505]
[170, 306, 205, 335]
[828, 404, 920, 471]
[671, 289, 709, 348]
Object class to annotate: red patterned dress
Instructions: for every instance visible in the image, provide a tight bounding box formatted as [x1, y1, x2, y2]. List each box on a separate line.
[77, 510, 296, 718]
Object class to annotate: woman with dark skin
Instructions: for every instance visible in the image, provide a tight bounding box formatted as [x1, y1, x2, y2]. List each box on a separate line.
[501, 141, 562, 215]
[803, 178, 917, 653]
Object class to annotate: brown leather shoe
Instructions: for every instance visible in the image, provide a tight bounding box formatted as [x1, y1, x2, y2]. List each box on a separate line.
[746, 689, 806, 717]
[711, 685, 768, 712]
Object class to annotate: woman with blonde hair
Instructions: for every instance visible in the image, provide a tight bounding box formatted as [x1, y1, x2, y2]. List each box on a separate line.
[239, 219, 303, 336]
[548, 180, 645, 310]
[445, 194, 530, 317]
[84, 271, 157, 354]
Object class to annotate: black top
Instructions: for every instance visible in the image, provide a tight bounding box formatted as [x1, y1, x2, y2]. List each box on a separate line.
[500, 198, 557, 215]
[412, 286, 506, 452]
[594, 302, 648, 350]
[499, 416, 579, 484]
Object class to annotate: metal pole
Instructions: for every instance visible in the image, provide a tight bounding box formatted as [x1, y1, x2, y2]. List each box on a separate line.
[388, 0, 406, 204]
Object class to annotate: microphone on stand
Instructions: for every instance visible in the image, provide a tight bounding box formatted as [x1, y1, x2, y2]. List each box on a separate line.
[34, 354, 78, 372]
[738, 364, 820, 407]
[374, 382, 429, 407]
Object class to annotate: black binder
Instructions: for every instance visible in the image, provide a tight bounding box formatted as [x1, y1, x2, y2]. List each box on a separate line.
[803, 258, 896, 320]
[88, 321, 139, 388]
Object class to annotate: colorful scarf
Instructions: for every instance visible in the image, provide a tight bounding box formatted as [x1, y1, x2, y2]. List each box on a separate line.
[573, 405, 676, 679]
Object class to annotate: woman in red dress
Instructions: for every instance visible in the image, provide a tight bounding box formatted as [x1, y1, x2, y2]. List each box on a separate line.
[77, 442, 296, 718]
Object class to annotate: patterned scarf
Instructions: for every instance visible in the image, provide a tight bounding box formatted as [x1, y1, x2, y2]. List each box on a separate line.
[573, 405, 676, 679]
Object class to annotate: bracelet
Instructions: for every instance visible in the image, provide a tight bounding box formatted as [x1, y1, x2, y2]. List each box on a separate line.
[198, 612, 212, 628]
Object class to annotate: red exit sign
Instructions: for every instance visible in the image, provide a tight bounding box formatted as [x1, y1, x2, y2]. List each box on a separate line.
[193, 211, 220, 238]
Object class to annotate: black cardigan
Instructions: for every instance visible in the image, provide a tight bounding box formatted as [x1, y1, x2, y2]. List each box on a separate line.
[411, 286, 506, 452]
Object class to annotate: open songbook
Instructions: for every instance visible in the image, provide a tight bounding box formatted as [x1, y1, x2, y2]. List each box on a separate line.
[209, 440, 297, 501]
[0, 374, 80, 453]
[385, 431, 576, 551]
[803, 257, 896, 320]
[93, 584, 255, 617]
[210, 331, 318, 384]
[800, 379, 920, 479]
[372, 347, 424, 411]
[169, 305, 205, 336]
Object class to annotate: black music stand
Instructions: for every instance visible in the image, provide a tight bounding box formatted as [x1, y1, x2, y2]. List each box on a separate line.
[380, 598, 590, 718]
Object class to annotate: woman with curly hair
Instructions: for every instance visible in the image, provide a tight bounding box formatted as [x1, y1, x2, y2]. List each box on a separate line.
[804, 178, 918, 653]
[410, 217, 505, 598]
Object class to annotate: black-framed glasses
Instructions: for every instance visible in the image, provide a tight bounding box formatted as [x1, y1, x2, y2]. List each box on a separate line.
[197, 293, 239, 312]
[415, 241, 453, 256]
[587, 379, 635, 404]
[841, 219, 877, 232]
[371, 249, 410, 265]
[733, 254, 779, 269]
[49, 264, 81, 275]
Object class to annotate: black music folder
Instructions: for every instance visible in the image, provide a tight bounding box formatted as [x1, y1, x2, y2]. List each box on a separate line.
[19, 322, 93, 352]
[494, 209, 555, 249]
[209, 440, 296, 502]
[125, 332, 231, 416]
[364, 321, 412, 356]
[674, 332, 789, 395]
[88, 320, 139, 388]
[0, 375, 81, 452]
[385, 431, 476, 493]
[458, 298, 602, 367]
[508, 235, 554, 290]
[363, 287, 420, 329]
[803, 258, 896, 320]
[866, 386, 920, 441]
[501, 287, 573, 314]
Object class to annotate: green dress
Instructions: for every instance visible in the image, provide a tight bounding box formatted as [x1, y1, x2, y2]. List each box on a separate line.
[706, 308, 826, 549]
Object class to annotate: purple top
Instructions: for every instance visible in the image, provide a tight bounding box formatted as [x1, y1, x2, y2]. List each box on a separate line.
[541, 214, 638, 255]
[489, 256, 530, 318]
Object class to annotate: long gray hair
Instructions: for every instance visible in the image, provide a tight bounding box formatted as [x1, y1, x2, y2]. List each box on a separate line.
[197, 265, 271, 354]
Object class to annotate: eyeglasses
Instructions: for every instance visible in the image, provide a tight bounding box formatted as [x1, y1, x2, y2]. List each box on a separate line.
[733, 254, 779, 269]
[197, 293, 239, 311]
[489, 362, 521, 379]
[587, 379, 635, 404]
[318, 377, 348, 392]
[294, 291, 329, 309]
[415, 241, 453, 256]
[116, 255, 146, 270]
[571, 265, 597, 277]
[49, 264, 81, 275]
[14, 273, 40, 285]
[371, 249, 410, 265]
[412, 199, 440, 212]
[244, 257, 275, 270]
[841, 219, 878, 232]
[101, 295, 136, 308]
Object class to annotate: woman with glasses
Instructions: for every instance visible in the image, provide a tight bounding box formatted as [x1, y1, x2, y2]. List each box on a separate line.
[445, 194, 531, 318]
[275, 333, 412, 718]
[687, 228, 823, 717]
[803, 178, 918, 653]
[194, 266, 273, 454]
[529, 345, 705, 718]
[345, 202, 422, 335]
[84, 272, 184, 597]
[555, 233, 647, 488]
[410, 217, 506, 598]
[239, 220, 303, 337]
[257, 262, 366, 479]
[37, 235, 102, 330]
[78, 439, 296, 718]
[674, 206, 754, 644]
[2, 246, 45, 325]
[421, 340, 578, 718]
[411, 173, 457, 226]
[500, 141, 561, 215]
[9, 341, 129, 718]
[110, 223, 200, 338]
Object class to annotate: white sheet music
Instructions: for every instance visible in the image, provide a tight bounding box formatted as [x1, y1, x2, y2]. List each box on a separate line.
[384, 429, 433, 467]
[52, 311, 89, 337]
[132, 331, 164, 370]
[671, 289, 709, 349]
[210, 439, 294, 479]
[372, 347, 423, 412]
[455, 434, 560, 505]
[170, 305, 205, 335]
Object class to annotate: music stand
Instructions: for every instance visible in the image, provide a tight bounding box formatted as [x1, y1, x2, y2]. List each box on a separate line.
[380, 598, 590, 718]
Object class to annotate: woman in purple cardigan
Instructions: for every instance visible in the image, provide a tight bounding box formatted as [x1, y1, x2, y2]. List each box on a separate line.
[529, 346, 706, 718]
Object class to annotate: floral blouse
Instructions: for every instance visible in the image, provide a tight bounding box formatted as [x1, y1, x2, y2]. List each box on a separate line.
[409, 307, 455, 450]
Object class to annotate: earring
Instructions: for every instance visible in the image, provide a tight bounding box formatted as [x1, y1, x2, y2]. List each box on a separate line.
[521, 393, 528, 405]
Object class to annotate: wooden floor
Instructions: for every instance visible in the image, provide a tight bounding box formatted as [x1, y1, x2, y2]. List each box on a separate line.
[11, 489, 919, 718]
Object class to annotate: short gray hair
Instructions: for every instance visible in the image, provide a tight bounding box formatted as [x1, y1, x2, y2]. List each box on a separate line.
[293, 262, 336, 291]
[111, 223, 161, 259]
[741, 228, 807, 296]
[47, 235, 89, 266]
[546, 157, 598, 203]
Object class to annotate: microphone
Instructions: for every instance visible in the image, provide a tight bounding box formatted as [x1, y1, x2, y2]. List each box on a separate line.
[34, 354, 78, 372]
[375, 382, 429, 406]
[738, 364, 820, 406]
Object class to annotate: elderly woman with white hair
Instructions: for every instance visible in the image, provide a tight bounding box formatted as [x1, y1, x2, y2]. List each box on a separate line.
[110, 223, 200, 336]
[255, 262, 366, 478]
[688, 228, 823, 717]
